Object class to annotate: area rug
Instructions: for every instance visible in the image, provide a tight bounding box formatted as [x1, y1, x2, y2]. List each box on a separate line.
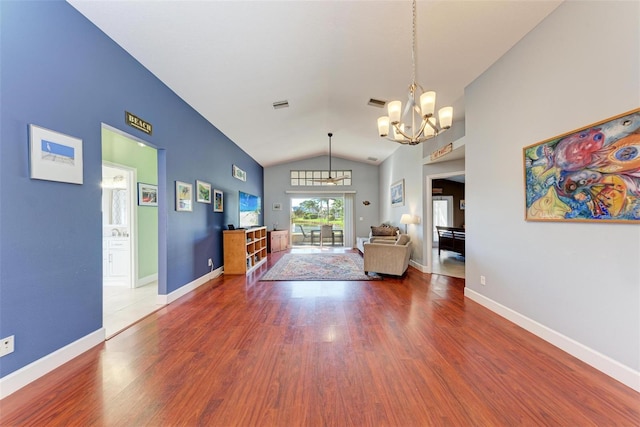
[260, 253, 381, 281]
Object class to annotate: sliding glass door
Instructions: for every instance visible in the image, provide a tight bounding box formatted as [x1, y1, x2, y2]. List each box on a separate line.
[290, 196, 344, 247]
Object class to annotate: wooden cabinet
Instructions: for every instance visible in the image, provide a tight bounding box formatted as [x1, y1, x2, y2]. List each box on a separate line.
[223, 226, 267, 275]
[268, 230, 289, 253]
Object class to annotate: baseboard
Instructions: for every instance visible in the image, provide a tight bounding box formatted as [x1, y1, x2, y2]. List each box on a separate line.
[157, 266, 223, 305]
[136, 273, 158, 288]
[0, 328, 105, 400]
[464, 287, 640, 392]
[0, 268, 226, 400]
[409, 259, 427, 272]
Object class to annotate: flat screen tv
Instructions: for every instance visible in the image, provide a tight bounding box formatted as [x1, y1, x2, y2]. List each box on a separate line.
[239, 191, 261, 228]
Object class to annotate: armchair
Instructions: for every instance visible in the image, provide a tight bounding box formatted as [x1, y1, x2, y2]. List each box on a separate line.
[363, 234, 411, 276]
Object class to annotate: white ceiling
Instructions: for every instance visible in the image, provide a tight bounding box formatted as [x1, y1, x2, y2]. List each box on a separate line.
[68, 0, 562, 167]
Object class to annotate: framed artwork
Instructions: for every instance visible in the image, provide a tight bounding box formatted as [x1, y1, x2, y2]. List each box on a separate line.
[391, 179, 405, 207]
[523, 108, 640, 223]
[29, 124, 83, 184]
[196, 180, 211, 203]
[213, 189, 223, 212]
[272, 202, 282, 211]
[175, 181, 193, 212]
[460, 200, 466, 210]
[137, 183, 158, 206]
[232, 164, 246, 181]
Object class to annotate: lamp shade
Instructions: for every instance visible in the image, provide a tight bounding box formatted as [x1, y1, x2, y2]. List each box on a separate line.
[424, 117, 436, 137]
[400, 214, 413, 224]
[388, 101, 402, 124]
[393, 123, 405, 141]
[419, 91, 436, 117]
[377, 116, 390, 137]
[438, 106, 453, 129]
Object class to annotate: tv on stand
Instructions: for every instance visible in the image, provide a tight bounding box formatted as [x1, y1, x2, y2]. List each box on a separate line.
[239, 191, 261, 229]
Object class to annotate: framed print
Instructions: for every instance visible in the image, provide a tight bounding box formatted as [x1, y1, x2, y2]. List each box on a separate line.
[524, 108, 640, 223]
[232, 164, 246, 181]
[196, 180, 211, 203]
[29, 124, 83, 184]
[272, 202, 282, 211]
[460, 200, 466, 210]
[137, 183, 158, 206]
[391, 179, 405, 207]
[175, 181, 193, 212]
[213, 189, 223, 212]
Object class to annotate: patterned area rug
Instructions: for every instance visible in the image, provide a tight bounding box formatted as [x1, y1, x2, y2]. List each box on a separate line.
[260, 253, 381, 281]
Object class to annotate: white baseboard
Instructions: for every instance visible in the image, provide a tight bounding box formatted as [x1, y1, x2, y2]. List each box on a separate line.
[464, 287, 640, 392]
[0, 328, 105, 400]
[409, 259, 427, 272]
[136, 273, 158, 288]
[0, 267, 225, 400]
[157, 266, 223, 305]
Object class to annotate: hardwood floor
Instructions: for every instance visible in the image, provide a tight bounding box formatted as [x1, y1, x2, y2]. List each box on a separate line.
[2, 249, 638, 426]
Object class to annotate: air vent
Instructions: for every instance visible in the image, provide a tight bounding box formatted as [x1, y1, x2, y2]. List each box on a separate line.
[272, 100, 289, 109]
[367, 156, 378, 162]
[368, 98, 386, 108]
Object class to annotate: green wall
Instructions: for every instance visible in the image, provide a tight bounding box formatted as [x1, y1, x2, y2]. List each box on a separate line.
[102, 128, 158, 281]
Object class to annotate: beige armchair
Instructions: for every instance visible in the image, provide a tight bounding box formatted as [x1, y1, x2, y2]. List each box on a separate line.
[363, 234, 411, 276]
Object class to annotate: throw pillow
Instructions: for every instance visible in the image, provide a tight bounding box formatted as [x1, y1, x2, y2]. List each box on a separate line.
[371, 225, 398, 236]
[396, 234, 410, 245]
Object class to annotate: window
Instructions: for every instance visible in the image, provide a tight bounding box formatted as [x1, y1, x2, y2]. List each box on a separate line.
[290, 170, 352, 186]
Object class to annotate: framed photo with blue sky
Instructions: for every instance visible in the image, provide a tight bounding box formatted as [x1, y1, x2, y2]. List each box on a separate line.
[29, 124, 83, 184]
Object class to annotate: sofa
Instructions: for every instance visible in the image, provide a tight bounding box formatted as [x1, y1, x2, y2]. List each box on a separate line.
[363, 234, 411, 276]
[356, 224, 400, 253]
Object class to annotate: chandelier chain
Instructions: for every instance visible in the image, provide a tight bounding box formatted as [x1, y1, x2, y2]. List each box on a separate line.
[411, 0, 417, 85]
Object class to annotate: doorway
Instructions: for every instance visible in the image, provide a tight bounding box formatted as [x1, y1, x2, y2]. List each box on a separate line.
[102, 163, 135, 288]
[101, 125, 161, 337]
[425, 172, 465, 278]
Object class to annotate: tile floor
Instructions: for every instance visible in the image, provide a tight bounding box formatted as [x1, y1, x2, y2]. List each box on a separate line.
[431, 247, 465, 278]
[103, 282, 164, 338]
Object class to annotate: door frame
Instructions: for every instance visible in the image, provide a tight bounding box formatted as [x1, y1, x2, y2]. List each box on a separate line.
[424, 170, 465, 274]
[102, 161, 137, 288]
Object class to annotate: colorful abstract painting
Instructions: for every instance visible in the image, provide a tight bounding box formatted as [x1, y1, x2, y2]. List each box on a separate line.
[524, 108, 640, 222]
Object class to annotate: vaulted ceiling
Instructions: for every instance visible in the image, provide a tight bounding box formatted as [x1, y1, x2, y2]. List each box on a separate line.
[68, 0, 562, 167]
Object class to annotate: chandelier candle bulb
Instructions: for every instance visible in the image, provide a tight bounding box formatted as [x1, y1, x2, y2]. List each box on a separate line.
[420, 91, 436, 117]
[378, 116, 390, 137]
[375, 0, 453, 145]
[388, 101, 402, 124]
[424, 118, 436, 137]
[439, 106, 453, 129]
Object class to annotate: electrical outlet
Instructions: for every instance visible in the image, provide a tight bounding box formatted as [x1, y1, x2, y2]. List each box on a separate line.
[0, 335, 15, 357]
[208, 258, 213, 267]
[480, 275, 486, 286]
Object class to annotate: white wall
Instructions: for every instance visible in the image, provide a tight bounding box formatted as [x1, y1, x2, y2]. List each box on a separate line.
[264, 156, 380, 239]
[465, 0, 639, 385]
[379, 144, 424, 263]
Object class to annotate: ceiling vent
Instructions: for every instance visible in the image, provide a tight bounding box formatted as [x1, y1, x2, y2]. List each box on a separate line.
[367, 98, 386, 108]
[367, 156, 378, 162]
[272, 100, 289, 109]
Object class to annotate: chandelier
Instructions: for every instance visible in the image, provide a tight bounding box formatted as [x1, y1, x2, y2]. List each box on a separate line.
[377, 0, 453, 145]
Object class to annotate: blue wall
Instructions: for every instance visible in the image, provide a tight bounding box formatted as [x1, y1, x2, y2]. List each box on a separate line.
[0, 0, 263, 377]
